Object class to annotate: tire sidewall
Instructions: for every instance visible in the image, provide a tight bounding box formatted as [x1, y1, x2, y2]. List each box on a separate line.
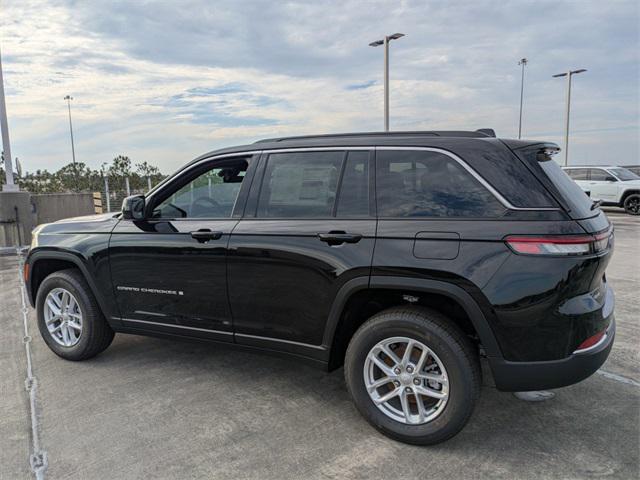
[36, 273, 96, 360]
[346, 316, 477, 444]
[624, 194, 640, 215]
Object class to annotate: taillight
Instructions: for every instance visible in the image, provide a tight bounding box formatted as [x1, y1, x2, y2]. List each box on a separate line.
[505, 228, 612, 256]
[23, 262, 29, 283]
[573, 330, 607, 353]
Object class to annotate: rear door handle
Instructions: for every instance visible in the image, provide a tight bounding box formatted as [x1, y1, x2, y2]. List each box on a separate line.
[318, 232, 363, 245]
[190, 229, 223, 243]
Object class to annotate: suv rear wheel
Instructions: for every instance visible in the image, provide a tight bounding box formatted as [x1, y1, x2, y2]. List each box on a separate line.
[345, 306, 481, 445]
[623, 193, 640, 215]
[36, 269, 115, 360]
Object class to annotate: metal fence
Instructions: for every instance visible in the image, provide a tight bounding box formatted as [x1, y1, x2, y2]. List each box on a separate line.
[94, 176, 155, 213]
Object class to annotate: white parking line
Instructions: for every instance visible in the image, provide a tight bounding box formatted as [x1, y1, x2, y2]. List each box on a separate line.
[16, 250, 48, 479]
[597, 369, 640, 388]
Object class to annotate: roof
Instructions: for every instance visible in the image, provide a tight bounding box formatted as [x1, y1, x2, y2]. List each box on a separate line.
[190, 129, 507, 162]
[187, 129, 558, 167]
[254, 129, 496, 143]
[562, 165, 621, 168]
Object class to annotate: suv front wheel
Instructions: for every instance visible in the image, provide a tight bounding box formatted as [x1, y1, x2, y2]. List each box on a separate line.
[345, 306, 481, 445]
[623, 193, 640, 215]
[36, 269, 115, 361]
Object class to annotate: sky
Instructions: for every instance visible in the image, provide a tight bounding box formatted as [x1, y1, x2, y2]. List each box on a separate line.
[1, 0, 639, 174]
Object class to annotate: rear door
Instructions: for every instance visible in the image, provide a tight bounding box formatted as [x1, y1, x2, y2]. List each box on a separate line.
[372, 147, 510, 290]
[227, 149, 375, 355]
[565, 168, 590, 194]
[109, 155, 255, 341]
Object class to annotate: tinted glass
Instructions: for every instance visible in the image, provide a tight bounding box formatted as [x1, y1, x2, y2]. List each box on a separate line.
[538, 159, 594, 218]
[257, 151, 343, 218]
[608, 167, 639, 181]
[376, 150, 505, 217]
[153, 159, 247, 218]
[566, 168, 589, 180]
[589, 169, 612, 181]
[336, 151, 369, 217]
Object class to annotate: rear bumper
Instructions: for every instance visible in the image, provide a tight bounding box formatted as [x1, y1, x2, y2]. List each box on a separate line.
[489, 318, 615, 392]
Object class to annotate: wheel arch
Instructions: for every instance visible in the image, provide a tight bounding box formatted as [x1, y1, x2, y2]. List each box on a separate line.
[620, 189, 640, 205]
[27, 251, 113, 321]
[323, 276, 503, 370]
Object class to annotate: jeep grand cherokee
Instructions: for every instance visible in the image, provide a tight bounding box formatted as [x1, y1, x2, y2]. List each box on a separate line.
[25, 130, 615, 445]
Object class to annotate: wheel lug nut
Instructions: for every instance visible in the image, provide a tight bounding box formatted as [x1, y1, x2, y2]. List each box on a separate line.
[405, 387, 412, 393]
[394, 367, 401, 374]
[406, 365, 414, 373]
[413, 378, 420, 385]
[393, 381, 400, 387]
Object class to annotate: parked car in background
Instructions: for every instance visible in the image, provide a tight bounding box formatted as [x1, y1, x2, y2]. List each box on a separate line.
[622, 165, 640, 176]
[563, 166, 640, 215]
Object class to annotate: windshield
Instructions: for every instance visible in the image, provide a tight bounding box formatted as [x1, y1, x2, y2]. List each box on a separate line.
[609, 167, 640, 181]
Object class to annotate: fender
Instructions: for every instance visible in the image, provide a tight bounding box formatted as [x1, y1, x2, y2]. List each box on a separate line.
[321, 275, 503, 359]
[26, 250, 119, 325]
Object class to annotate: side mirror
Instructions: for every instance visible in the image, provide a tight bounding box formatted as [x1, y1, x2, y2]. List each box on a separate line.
[122, 195, 146, 220]
[605, 176, 617, 182]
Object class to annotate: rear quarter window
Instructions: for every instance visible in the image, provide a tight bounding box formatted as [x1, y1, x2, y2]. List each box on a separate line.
[519, 146, 596, 219]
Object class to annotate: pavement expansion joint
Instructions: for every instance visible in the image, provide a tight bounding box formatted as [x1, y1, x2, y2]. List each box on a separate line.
[16, 251, 48, 479]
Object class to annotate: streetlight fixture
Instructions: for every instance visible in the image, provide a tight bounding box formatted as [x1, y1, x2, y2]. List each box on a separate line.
[517, 58, 528, 139]
[552, 69, 587, 166]
[64, 95, 79, 191]
[369, 33, 405, 131]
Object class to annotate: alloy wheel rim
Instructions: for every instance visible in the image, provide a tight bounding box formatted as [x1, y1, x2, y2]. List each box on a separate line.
[363, 336, 449, 425]
[627, 197, 640, 213]
[44, 288, 83, 347]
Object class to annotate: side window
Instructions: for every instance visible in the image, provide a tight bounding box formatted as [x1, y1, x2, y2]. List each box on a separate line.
[336, 151, 369, 217]
[376, 150, 505, 218]
[257, 151, 343, 218]
[567, 168, 589, 180]
[589, 169, 609, 181]
[152, 159, 247, 218]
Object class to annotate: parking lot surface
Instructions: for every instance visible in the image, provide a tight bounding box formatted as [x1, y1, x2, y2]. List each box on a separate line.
[1, 210, 639, 480]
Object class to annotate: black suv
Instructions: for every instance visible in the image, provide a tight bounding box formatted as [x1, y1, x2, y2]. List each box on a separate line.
[25, 130, 615, 445]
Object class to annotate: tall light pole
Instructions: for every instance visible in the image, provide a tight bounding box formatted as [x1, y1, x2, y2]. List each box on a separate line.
[0, 45, 17, 191]
[64, 95, 79, 191]
[369, 33, 405, 131]
[552, 69, 587, 166]
[517, 58, 528, 139]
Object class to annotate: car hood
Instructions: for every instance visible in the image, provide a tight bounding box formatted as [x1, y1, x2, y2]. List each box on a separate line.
[621, 179, 640, 187]
[35, 212, 121, 235]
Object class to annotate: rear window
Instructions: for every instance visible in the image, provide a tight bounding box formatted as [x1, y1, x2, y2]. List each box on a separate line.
[376, 150, 505, 218]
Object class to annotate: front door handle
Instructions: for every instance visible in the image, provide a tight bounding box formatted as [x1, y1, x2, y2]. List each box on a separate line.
[190, 229, 223, 243]
[318, 232, 363, 245]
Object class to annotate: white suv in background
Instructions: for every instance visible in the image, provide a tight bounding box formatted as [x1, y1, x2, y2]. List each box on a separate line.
[563, 166, 640, 215]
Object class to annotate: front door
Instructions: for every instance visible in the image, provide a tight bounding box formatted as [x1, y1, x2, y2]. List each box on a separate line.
[227, 150, 376, 355]
[109, 155, 255, 341]
[588, 168, 619, 202]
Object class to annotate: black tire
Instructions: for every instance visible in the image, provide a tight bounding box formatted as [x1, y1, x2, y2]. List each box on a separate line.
[623, 193, 640, 215]
[345, 306, 481, 445]
[36, 269, 114, 361]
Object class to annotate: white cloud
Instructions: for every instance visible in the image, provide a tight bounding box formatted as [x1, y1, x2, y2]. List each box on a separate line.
[0, 0, 638, 174]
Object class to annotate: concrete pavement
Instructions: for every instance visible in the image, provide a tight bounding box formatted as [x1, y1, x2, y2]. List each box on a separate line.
[1, 211, 638, 480]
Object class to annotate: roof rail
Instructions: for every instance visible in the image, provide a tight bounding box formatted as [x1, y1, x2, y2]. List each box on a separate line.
[254, 129, 497, 144]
